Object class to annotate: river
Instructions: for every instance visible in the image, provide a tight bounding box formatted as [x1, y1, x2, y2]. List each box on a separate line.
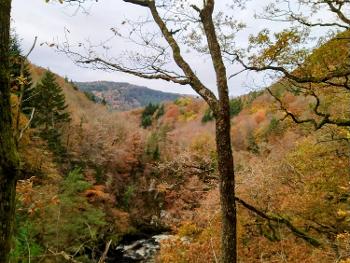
[106, 234, 173, 262]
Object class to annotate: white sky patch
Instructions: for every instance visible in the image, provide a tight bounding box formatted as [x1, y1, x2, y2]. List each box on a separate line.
[11, 0, 326, 97]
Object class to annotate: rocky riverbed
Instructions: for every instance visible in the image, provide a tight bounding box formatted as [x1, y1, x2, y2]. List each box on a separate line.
[107, 234, 173, 262]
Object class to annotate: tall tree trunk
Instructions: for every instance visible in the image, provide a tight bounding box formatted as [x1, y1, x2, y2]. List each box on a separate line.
[215, 105, 237, 263]
[0, 0, 20, 262]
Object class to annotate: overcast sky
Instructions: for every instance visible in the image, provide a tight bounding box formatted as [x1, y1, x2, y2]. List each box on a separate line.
[11, 0, 289, 96]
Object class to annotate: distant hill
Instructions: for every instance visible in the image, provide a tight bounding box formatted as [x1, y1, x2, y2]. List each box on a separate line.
[75, 81, 182, 111]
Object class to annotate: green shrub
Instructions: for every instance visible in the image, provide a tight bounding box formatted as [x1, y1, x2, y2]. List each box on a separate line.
[247, 132, 260, 154]
[156, 104, 165, 118]
[229, 97, 243, 117]
[202, 97, 243, 123]
[141, 115, 152, 128]
[84, 91, 98, 103]
[12, 168, 106, 262]
[141, 103, 160, 128]
[123, 185, 136, 210]
[201, 108, 215, 123]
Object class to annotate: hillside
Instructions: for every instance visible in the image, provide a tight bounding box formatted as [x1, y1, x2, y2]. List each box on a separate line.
[6, 30, 350, 263]
[75, 81, 182, 111]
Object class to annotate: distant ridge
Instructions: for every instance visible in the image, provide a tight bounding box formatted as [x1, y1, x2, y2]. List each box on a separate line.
[75, 81, 182, 111]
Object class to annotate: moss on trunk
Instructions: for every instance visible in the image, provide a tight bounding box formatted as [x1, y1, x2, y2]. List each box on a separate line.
[0, 0, 20, 262]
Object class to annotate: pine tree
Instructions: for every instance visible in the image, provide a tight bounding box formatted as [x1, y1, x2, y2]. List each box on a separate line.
[9, 33, 34, 115]
[32, 70, 70, 156]
[32, 70, 70, 128]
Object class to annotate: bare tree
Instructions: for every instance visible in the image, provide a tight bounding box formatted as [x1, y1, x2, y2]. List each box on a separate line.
[0, 1, 21, 262]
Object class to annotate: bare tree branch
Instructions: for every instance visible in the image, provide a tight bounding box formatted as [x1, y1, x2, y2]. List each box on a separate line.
[267, 87, 350, 129]
[235, 196, 322, 247]
[18, 108, 35, 143]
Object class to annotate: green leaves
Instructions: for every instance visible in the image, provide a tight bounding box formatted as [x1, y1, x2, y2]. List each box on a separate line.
[202, 97, 243, 123]
[141, 103, 163, 128]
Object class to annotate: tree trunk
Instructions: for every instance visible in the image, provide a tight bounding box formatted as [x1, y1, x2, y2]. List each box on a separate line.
[0, 0, 20, 262]
[215, 107, 237, 263]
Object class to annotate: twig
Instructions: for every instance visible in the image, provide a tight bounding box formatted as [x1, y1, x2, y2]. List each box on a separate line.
[210, 237, 219, 263]
[98, 239, 112, 263]
[15, 36, 38, 146]
[25, 235, 31, 263]
[18, 108, 35, 142]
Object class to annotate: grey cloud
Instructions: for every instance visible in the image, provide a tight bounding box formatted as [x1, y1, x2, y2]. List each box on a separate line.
[12, 0, 282, 96]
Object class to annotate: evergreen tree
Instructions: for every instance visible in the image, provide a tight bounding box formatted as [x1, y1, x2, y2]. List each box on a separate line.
[229, 97, 243, 117]
[32, 70, 70, 129]
[9, 33, 34, 115]
[32, 70, 70, 156]
[202, 108, 215, 123]
[141, 102, 159, 128]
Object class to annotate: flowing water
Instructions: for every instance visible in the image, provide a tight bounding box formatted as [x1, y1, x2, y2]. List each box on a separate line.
[106, 234, 173, 263]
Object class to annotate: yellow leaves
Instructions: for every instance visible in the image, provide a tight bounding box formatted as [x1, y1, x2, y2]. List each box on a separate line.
[336, 232, 350, 262]
[178, 221, 201, 238]
[189, 133, 215, 156]
[16, 176, 61, 217]
[248, 28, 308, 67]
[178, 110, 197, 122]
[337, 209, 348, 218]
[174, 97, 192, 107]
[337, 232, 350, 241]
[16, 75, 29, 86]
[156, 183, 168, 193]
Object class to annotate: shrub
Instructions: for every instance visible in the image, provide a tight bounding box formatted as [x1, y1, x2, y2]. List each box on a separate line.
[229, 97, 243, 117]
[123, 185, 136, 210]
[12, 168, 106, 262]
[201, 108, 215, 123]
[201, 97, 243, 124]
[84, 91, 98, 103]
[141, 103, 160, 128]
[141, 115, 152, 128]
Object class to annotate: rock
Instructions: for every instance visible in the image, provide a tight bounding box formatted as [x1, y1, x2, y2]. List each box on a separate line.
[114, 234, 173, 262]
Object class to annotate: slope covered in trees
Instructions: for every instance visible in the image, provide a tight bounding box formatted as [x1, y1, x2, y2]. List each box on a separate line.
[1, 0, 349, 261]
[8, 28, 349, 261]
[75, 81, 181, 111]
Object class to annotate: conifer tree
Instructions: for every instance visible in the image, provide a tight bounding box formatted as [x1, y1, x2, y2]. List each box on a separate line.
[9, 34, 34, 115]
[32, 70, 70, 156]
[33, 70, 70, 129]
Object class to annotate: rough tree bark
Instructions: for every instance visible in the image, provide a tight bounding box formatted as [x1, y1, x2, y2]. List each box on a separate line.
[0, 0, 20, 262]
[200, 2, 237, 262]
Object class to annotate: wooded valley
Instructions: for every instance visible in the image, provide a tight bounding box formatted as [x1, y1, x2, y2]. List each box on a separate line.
[0, 0, 349, 263]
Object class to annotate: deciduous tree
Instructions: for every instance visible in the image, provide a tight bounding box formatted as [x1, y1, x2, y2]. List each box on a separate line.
[231, 0, 350, 130]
